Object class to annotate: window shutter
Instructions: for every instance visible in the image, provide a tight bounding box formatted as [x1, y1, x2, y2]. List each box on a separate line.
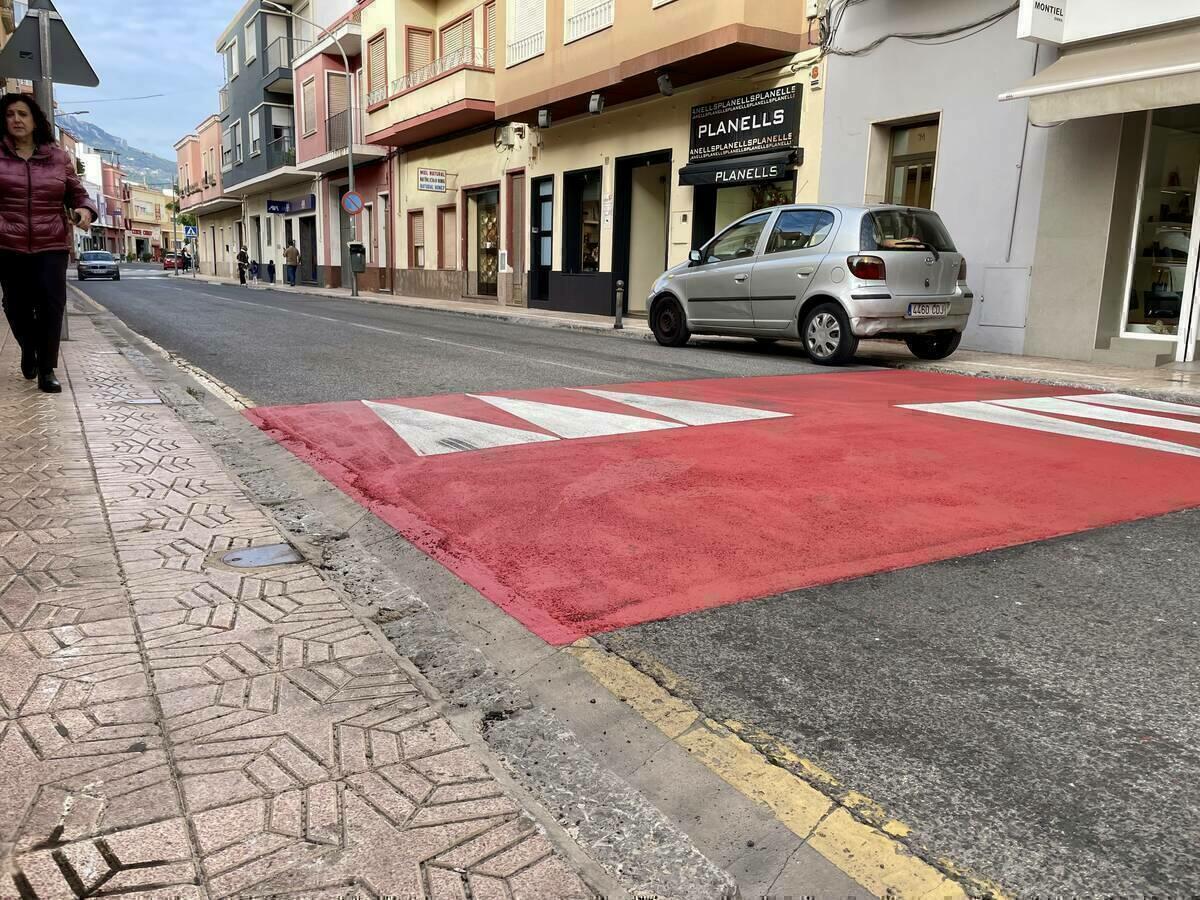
[485, 3, 496, 67]
[302, 79, 316, 133]
[514, 0, 545, 41]
[412, 213, 425, 246]
[327, 72, 349, 116]
[407, 30, 432, 73]
[441, 17, 472, 58]
[573, 0, 608, 12]
[368, 35, 387, 94]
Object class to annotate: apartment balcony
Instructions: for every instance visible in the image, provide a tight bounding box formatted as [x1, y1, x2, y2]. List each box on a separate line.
[264, 37, 310, 93]
[293, 6, 363, 68]
[367, 46, 495, 148]
[495, 0, 813, 121]
[298, 108, 388, 174]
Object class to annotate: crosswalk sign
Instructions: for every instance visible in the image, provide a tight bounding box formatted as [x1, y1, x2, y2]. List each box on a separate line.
[183, 225, 199, 239]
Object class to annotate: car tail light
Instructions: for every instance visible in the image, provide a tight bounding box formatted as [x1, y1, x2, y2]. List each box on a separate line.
[847, 255, 886, 280]
[958, 258, 968, 282]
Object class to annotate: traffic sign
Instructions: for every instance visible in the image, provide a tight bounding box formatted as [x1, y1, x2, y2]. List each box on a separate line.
[0, 0, 99, 86]
[183, 225, 199, 239]
[341, 191, 365, 216]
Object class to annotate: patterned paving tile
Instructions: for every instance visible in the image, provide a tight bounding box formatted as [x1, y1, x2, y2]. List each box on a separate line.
[0, 323, 595, 899]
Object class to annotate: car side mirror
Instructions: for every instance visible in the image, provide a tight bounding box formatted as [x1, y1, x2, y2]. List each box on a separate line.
[688, 249, 703, 266]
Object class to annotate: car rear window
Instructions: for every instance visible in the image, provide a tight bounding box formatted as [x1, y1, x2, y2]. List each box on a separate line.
[862, 209, 957, 252]
[81, 252, 113, 261]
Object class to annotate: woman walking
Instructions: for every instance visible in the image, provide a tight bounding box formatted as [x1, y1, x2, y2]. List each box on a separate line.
[0, 93, 96, 393]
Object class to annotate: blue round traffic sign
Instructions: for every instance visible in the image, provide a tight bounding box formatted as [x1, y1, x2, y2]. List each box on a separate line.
[342, 191, 365, 215]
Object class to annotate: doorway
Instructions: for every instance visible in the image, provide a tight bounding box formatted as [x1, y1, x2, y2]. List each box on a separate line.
[529, 175, 553, 304]
[299, 215, 318, 284]
[251, 215, 262, 263]
[469, 187, 500, 297]
[508, 172, 526, 303]
[614, 151, 671, 317]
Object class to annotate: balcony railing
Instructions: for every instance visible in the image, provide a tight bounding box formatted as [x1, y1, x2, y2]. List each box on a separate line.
[366, 84, 389, 106]
[266, 132, 296, 170]
[327, 109, 357, 153]
[392, 45, 489, 94]
[265, 36, 310, 73]
[566, 0, 614, 42]
[506, 30, 545, 66]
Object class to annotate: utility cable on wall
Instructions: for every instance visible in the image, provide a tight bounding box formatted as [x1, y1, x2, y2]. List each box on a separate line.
[822, 1, 1020, 58]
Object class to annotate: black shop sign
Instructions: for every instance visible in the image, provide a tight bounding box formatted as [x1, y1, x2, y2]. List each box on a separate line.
[689, 85, 800, 164]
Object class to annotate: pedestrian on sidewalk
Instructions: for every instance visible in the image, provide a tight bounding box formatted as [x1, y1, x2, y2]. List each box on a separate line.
[248, 259, 260, 285]
[283, 241, 300, 287]
[237, 246, 249, 285]
[0, 93, 97, 394]
[266, 259, 276, 284]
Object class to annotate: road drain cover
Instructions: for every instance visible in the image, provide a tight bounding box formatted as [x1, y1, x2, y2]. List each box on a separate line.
[222, 543, 304, 568]
[126, 398, 164, 405]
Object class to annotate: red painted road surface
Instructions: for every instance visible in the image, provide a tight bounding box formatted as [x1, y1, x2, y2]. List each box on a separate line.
[248, 371, 1200, 645]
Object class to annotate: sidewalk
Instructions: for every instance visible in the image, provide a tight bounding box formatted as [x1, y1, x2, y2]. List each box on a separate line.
[185, 272, 1200, 404]
[0, 319, 598, 897]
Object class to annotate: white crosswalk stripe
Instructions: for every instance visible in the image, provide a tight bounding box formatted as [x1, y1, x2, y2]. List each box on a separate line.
[470, 395, 685, 439]
[574, 389, 790, 426]
[363, 400, 558, 457]
[899, 393, 1200, 458]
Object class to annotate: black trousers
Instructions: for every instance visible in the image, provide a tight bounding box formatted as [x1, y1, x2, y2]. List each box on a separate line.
[0, 250, 68, 371]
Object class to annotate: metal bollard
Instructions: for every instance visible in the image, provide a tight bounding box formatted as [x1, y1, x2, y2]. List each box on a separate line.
[615, 280, 625, 331]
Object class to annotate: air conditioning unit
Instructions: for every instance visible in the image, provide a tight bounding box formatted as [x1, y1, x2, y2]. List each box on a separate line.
[496, 124, 517, 148]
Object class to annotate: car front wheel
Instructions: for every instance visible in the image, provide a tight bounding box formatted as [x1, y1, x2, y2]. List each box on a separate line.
[905, 331, 962, 360]
[802, 302, 858, 365]
[651, 297, 691, 347]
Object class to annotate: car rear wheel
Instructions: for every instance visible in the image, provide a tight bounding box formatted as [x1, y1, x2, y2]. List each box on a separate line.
[905, 331, 962, 360]
[651, 297, 691, 347]
[802, 302, 858, 365]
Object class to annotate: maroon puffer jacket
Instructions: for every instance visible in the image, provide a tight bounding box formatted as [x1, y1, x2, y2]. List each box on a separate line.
[0, 137, 98, 254]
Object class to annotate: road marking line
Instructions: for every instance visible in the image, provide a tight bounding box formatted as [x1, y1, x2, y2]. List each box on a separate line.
[991, 395, 1200, 434]
[161, 286, 625, 378]
[364, 400, 558, 456]
[575, 388, 791, 426]
[471, 395, 685, 439]
[567, 638, 1008, 900]
[1067, 392, 1200, 416]
[901, 398, 1200, 457]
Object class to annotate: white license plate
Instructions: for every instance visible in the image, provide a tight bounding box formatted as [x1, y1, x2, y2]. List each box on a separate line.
[907, 302, 949, 318]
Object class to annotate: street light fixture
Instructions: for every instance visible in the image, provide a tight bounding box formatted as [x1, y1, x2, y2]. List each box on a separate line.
[261, 0, 359, 297]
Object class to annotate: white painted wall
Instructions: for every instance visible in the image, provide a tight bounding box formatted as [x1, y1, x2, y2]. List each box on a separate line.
[819, 0, 1052, 354]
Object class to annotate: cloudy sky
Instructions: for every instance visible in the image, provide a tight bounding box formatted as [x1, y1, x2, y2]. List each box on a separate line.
[51, 0, 243, 159]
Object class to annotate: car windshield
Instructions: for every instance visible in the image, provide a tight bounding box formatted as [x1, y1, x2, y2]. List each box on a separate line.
[81, 252, 113, 262]
[864, 209, 957, 252]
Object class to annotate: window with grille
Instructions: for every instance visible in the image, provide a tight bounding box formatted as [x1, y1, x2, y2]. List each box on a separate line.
[507, 0, 545, 66]
[565, 0, 613, 43]
[407, 29, 432, 74]
[440, 15, 473, 60]
[485, 3, 497, 68]
[302, 78, 316, 134]
[410, 211, 426, 268]
[367, 35, 388, 105]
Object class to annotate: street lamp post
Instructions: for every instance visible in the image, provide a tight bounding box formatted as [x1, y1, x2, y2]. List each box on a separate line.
[262, 0, 358, 298]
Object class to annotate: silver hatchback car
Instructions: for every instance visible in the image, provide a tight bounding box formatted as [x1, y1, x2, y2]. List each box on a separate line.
[647, 204, 973, 364]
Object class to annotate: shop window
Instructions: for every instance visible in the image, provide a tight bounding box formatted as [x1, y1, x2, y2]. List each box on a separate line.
[1124, 106, 1200, 338]
[563, 168, 602, 274]
[409, 211, 426, 267]
[887, 120, 938, 208]
[704, 212, 771, 264]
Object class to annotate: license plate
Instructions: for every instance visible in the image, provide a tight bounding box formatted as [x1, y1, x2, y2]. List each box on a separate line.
[907, 302, 949, 318]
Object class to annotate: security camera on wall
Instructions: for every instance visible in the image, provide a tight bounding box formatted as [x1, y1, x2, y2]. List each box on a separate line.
[588, 93, 605, 115]
[537, 109, 552, 129]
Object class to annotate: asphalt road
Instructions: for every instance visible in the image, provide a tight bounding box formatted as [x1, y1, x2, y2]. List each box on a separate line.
[76, 274, 1200, 895]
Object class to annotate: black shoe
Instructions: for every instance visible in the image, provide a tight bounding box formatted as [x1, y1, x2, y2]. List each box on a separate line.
[20, 349, 37, 380]
[38, 371, 61, 394]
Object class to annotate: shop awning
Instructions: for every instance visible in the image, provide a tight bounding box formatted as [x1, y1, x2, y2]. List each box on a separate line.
[678, 150, 801, 187]
[1000, 24, 1200, 126]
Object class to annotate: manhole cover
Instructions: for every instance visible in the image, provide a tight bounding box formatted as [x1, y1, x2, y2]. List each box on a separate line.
[222, 543, 304, 568]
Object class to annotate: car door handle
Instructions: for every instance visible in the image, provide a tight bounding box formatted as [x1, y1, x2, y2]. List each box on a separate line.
[733, 274, 749, 283]
[797, 267, 815, 277]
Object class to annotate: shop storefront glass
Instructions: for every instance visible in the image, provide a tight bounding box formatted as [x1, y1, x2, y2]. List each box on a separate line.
[714, 179, 796, 232]
[473, 188, 500, 296]
[564, 169, 602, 274]
[1123, 106, 1200, 339]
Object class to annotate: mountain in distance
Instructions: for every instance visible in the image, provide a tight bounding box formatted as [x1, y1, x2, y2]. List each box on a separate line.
[58, 114, 175, 189]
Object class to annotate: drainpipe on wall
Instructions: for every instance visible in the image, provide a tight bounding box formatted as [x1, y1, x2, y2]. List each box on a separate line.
[387, 147, 396, 293]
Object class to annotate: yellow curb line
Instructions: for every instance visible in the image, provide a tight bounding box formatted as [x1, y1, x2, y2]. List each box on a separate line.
[567, 638, 1008, 900]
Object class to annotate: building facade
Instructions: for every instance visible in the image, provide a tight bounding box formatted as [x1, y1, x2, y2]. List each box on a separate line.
[1004, 0, 1200, 366]
[125, 183, 169, 260]
[177, 116, 242, 276]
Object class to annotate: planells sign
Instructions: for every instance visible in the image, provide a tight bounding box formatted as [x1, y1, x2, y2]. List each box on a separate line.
[689, 84, 800, 164]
